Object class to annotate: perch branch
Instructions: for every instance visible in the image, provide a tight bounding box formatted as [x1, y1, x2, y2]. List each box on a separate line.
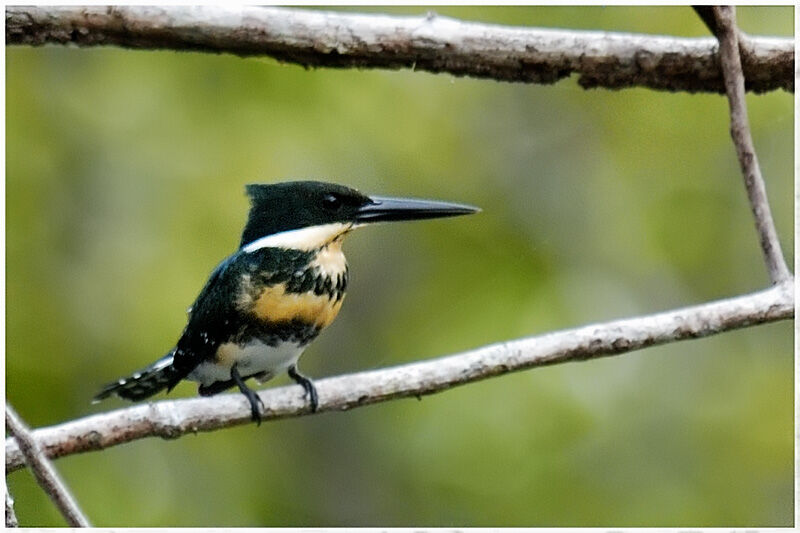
[6, 281, 793, 474]
[5, 5, 793, 93]
[711, 6, 792, 284]
[5, 406, 90, 527]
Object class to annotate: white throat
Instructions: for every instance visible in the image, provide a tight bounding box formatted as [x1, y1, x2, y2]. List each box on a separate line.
[242, 222, 353, 252]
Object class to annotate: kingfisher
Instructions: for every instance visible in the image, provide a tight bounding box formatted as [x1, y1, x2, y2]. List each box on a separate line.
[94, 181, 478, 423]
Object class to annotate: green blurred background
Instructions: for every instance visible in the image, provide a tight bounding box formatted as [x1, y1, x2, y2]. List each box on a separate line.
[6, 6, 794, 527]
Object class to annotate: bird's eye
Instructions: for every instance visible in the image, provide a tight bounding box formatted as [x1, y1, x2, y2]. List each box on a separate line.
[322, 194, 342, 211]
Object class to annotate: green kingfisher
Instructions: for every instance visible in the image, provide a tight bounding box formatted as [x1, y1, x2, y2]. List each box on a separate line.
[94, 181, 478, 423]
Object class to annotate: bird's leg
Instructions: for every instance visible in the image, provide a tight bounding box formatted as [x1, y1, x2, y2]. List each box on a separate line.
[288, 365, 319, 412]
[230, 364, 265, 425]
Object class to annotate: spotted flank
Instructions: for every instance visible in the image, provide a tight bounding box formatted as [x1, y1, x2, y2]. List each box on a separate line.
[231, 237, 349, 339]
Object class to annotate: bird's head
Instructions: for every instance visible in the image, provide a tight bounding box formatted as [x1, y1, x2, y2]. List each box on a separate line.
[240, 181, 479, 251]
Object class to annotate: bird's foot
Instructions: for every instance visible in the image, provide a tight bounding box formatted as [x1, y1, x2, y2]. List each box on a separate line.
[230, 364, 265, 425]
[288, 365, 319, 412]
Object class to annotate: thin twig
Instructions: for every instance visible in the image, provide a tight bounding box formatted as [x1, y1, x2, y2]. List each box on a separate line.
[5, 6, 794, 93]
[5, 490, 18, 527]
[5, 406, 90, 527]
[6, 281, 793, 474]
[711, 6, 792, 284]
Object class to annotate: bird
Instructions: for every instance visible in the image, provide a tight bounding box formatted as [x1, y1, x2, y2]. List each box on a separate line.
[94, 180, 479, 423]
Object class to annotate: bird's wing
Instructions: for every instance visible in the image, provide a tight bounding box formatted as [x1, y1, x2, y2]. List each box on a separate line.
[171, 252, 247, 374]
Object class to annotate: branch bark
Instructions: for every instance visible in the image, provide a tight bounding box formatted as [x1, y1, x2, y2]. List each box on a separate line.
[5, 406, 90, 527]
[5, 491, 18, 528]
[711, 6, 792, 285]
[6, 281, 793, 474]
[5, 5, 793, 93]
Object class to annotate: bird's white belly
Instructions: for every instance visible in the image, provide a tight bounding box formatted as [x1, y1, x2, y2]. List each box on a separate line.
[187, 340, 304, 386]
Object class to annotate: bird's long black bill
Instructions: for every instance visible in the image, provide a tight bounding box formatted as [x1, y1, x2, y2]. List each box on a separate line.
[356, 195, 480, 224]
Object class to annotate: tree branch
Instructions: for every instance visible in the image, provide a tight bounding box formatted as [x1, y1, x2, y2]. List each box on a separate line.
[5, 406, 90, 527]
[5, 491, 18, 528]
[711, 6, 792, 285]
[5, 6, 793, 93]
[6, 281, 793, 474]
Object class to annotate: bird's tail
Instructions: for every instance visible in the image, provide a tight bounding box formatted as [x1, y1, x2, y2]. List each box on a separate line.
[93, 352, 183, 402]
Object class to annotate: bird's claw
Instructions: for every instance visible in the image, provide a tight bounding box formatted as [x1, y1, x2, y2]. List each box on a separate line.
[288, 365, 319, 413]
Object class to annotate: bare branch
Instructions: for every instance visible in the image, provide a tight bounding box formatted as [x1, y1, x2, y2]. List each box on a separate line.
[5, 6, 793, 93]
[712, 6, 792, 285]
[5, 491, 18, 528]
[6, 282, 793, 474]
[5, 406, 90, 527]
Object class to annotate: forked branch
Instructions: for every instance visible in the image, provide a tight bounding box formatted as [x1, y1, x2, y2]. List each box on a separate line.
[710, 6, 792, 284]
[5, 406, 90, 527]
[6, 281, 793, 474]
